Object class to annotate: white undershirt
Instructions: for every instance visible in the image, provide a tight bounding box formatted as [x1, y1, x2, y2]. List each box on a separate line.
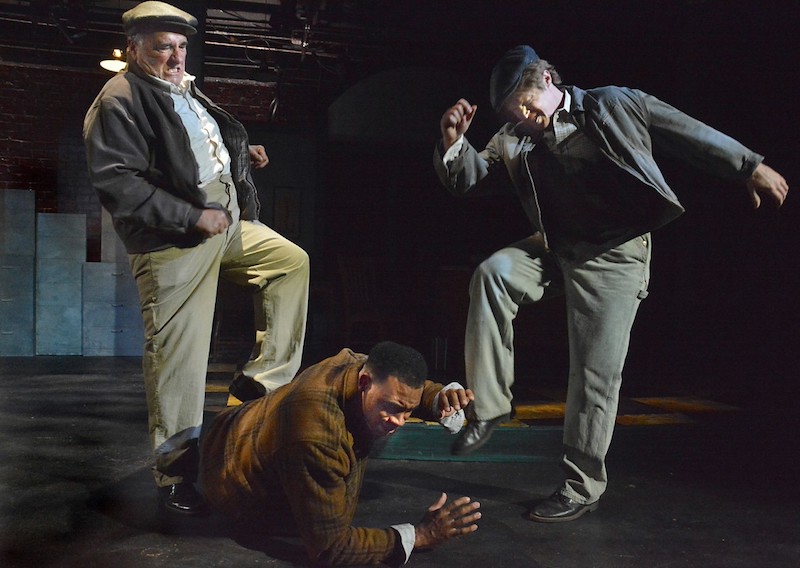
[154, 73, 231, 186]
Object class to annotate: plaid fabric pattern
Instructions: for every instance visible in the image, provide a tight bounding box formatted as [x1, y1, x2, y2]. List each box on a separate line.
[201, 349, 444, 566]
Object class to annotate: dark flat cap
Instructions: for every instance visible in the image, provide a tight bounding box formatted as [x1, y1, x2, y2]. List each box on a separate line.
[122, 1, 197, 36]
[490, 45, 540, 113]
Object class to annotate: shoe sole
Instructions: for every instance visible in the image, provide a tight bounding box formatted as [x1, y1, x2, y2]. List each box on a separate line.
[526, 501, 599, 523]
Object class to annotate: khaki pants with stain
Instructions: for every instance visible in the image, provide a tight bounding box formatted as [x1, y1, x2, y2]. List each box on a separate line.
[129, 215, 309, 486]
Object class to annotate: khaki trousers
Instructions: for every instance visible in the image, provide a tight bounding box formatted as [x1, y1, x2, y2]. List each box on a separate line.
[129, 216, 309, 486]
[465, 234, 651, 503]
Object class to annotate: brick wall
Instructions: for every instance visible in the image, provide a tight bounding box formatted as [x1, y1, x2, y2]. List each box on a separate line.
[0, 61, 304, 261]
[0, 63, 104, 212]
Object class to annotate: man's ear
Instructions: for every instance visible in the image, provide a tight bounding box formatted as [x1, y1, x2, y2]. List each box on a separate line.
[357, 371, 372, 392]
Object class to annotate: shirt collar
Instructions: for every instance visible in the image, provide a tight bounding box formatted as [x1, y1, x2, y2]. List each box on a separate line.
[555, 88, 572, 123]
[151, 72, 196, 94]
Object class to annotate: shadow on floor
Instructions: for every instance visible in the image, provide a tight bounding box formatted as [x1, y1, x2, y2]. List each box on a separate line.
[1, 357, 799, 567]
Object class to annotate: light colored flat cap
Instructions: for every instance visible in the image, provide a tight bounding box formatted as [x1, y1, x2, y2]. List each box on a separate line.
[122, 1, 197, 36]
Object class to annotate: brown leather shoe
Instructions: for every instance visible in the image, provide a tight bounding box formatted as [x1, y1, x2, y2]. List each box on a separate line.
[158, 483, 208, 516]
[526, 491, 599, 523]
[451, 413, 510, 456]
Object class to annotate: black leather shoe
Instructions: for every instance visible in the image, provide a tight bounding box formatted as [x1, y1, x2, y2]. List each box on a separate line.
[229, 373, 266, 402]
[158, 483, 207, 516]
[526, 492, 599, 523]
[451, 413, 510, 456]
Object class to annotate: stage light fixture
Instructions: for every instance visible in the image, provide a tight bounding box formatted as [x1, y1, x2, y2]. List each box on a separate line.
[100, 48, 125, 72]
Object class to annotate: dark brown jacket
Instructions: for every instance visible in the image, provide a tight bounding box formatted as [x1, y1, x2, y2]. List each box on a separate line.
[200, 348, 445, 566]
[83, 61, 260, 253]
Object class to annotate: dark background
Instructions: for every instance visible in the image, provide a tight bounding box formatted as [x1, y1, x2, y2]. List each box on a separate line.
[1, 0, 797, 410]
[318, 1, 800, 411]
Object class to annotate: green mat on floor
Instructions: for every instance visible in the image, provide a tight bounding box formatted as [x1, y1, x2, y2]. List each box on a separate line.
[373, 421, 563, 463]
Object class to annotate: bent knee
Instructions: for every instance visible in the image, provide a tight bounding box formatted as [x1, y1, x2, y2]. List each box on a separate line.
[282, 243, 310, 275]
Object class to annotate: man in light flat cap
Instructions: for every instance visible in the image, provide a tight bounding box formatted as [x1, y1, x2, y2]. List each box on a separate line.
[434, 45, 788, 522]
[83, 0, 310, 515]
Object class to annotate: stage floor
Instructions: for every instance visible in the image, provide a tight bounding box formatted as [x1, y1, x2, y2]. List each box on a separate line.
[1, 356, 798, 567]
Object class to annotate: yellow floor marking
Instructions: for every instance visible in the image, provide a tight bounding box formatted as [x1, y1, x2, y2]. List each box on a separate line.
[616, 413, 694, 426]
[210, 393, 734, 423]
[515, 403, 566, 420]
[632, 397, 738, 413]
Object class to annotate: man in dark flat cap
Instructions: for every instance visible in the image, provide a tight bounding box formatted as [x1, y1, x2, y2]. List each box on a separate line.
[434, 45, 788, 522]
[83, 0, 310, 514]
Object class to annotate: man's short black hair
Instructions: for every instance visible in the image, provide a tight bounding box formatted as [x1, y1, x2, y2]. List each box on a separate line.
[365, 341, 427, 389]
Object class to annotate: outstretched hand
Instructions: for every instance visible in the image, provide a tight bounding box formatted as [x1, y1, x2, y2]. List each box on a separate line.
[746, 162, 788, 209]
[440, 99, 477, 151]
[414, 493, 481, 550]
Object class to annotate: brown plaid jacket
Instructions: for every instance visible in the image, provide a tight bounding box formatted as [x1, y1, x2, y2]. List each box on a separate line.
[200, 348, 445, 566]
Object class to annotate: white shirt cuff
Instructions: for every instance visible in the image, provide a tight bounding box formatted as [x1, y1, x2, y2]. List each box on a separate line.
[433, 382, 467, 433]
[391, 523, 415, 564]
[441, 135, 464, 163]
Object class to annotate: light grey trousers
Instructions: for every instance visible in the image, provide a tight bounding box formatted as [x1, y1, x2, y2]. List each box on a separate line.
[129, 189, 309, 486]
[465, 233, 651, 503]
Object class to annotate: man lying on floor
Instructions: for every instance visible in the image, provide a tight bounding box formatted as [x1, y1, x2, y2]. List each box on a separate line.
[200, 341, 481, 567]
